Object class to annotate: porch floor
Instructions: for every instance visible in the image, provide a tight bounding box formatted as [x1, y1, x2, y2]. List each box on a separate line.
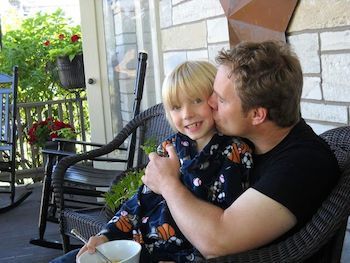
[0, 183, 80, 263]
[1, 182, 350, 262]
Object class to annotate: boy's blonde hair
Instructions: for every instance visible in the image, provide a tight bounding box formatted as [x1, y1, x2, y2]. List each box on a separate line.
[162, 61, 217, 130]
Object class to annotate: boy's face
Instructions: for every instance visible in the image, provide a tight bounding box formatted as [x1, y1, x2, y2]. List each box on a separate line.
[208, 65, 251, 137]
[169, 93, 215, 151]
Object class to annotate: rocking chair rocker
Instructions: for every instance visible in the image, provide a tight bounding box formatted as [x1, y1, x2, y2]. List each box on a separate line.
[0, 66, 32, 213]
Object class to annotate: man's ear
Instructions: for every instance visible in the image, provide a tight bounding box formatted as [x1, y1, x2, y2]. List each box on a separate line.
[251, 107, 267, 125]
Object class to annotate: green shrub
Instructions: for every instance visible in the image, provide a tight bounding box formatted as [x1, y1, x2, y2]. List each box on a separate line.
[0, 9, 81, 102]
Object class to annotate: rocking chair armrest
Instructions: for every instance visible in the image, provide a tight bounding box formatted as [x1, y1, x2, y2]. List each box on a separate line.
[41, 148, 128, 162]
[93, 157, 127, 162]
[41, 148, 75, 157]
[52, 138, 127, 151]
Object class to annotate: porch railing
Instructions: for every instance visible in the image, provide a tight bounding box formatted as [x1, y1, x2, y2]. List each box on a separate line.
[15, 94, 89, 180]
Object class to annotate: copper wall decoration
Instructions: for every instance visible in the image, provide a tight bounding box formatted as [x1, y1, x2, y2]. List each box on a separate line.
[220, 0, 298, 47]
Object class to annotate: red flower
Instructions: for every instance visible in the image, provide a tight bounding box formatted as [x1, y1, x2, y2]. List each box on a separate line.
[53, 120, 66, 130]
[27, 118, 76, 147]
[71, 34, 80, 43]
[50, 133, 58, 139]
[45, 32, 82, 61]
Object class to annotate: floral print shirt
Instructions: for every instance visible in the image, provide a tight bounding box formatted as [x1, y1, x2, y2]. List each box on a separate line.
[100, 133, 253, 262]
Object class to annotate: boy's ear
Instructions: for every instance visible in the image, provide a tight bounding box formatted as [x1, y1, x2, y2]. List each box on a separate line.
[251, 107, 267, 125]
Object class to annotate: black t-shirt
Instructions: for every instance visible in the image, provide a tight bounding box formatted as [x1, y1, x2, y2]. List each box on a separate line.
[251, 119, 340, 238]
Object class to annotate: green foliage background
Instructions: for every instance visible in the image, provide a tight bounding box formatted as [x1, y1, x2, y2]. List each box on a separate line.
[0, 9, 83, 103]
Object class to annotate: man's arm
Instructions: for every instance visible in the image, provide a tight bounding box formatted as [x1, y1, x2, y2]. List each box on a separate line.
[143, 145, 297, 258]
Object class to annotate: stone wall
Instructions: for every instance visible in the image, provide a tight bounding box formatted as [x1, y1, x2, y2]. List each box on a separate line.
[287, 0, 350, 134]
[159, 0, 350, 134]
[159, 0, 229, 75]
[109, 0, 350, 134]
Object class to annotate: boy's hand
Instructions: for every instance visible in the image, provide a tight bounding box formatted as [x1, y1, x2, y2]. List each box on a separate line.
[143, 144, 181, 195]
[76, 235, 109, 259]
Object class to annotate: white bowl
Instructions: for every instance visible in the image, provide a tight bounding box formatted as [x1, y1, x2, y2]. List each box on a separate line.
[77, 240, 141, 263]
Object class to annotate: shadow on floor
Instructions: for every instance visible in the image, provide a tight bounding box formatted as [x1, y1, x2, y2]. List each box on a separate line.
[0, 183, 75, 263]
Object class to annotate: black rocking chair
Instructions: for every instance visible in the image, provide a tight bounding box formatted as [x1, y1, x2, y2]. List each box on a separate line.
[0, 66, 32, 213]
[30, 51, 148, 249]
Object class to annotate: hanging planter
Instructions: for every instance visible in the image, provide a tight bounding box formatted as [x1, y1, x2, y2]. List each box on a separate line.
[56, 53, 86, 90]
[44, 32, 85, 90]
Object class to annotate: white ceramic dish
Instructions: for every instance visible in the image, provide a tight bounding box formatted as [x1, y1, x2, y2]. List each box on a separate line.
[77, 240, 141, 263]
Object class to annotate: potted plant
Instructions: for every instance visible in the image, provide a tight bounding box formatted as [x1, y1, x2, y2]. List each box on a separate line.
[44, 30, 86, 89]
[27, 117, 76, 148]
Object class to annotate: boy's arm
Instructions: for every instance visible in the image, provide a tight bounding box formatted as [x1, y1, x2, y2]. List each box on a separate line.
[143, 145, 296, 258]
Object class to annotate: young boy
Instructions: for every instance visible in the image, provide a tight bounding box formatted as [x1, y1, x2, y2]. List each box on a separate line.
[97, 61, 253, 262]
[50, 61, 252, 263]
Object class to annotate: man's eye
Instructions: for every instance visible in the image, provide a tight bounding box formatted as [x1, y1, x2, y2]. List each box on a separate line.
[172, 105, 181, 110]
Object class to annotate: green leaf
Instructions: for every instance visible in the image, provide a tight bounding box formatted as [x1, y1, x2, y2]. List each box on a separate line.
[103, 168, 144, 213]
[103, 139, 158, 213]
[68, 54, 75, 62]
[140, 137, 158, 154]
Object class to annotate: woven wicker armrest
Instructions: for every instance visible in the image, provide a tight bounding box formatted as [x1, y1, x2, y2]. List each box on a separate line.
[63, 208, 109, 241]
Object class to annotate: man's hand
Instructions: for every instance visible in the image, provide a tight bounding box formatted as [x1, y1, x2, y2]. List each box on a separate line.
[143, 144, 181, 195]
[76, 235, 109, 260]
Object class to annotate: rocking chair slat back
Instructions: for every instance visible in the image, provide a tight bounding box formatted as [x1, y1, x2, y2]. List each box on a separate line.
[0, 66, 32, 213]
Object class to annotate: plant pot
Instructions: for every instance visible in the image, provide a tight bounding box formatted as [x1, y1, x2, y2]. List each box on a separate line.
[43, 140, 76, 151]
[42, 140, 76, 166]
[56, 53, 86, 90]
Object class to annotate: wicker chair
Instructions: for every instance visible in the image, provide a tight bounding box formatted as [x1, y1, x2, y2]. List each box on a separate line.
[204, 125, 350, 263]
[53, 121, 350, 261]
[52, 103, 173, 252]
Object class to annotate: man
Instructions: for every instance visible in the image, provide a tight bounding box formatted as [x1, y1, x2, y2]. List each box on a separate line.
[142, 41, 339, 259]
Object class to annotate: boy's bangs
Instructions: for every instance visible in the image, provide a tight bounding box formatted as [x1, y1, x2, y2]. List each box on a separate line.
[166, 83, 210, 109]
[163, 61, 216, 109]
[164, 80, 189, 108]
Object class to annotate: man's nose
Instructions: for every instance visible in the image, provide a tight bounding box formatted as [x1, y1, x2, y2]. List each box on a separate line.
[208, 93, 217, 110]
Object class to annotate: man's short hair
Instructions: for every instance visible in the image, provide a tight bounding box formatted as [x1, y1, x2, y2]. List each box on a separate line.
[216, 41, 303, 127]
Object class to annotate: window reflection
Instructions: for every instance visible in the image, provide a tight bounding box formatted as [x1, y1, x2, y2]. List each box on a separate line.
[102, 0, 156, 137]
